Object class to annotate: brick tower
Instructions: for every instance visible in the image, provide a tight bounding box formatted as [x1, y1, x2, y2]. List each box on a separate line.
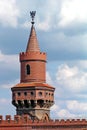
[11, 11, 55, 121]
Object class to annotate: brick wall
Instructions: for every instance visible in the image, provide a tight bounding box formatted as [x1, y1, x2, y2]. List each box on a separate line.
[0, 115, 87, 130]
[20, 52, 46, 83]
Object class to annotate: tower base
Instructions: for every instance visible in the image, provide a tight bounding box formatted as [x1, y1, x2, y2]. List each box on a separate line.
[16, 108, 50, 120]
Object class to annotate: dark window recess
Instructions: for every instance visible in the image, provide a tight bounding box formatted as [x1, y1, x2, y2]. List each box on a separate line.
[31, 92, 34, 96]
[24, 92, 27, 96]
[52, 93, 54, 96]
[46, 92, 48, 96]
[39, 92, 42, 96]
[26, 65, 30, 75]
[18, 92, 21, 96]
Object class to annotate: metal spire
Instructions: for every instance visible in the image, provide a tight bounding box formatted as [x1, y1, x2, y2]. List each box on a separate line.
[30, 11, 36, 25]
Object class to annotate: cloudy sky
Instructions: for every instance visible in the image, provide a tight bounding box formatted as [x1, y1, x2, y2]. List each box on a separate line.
[0, 0, 87, 119]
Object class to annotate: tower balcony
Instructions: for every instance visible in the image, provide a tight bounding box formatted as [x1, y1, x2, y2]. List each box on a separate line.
[12, 99, 54, 109]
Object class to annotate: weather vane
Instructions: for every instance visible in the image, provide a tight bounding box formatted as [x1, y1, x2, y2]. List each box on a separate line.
[30, 11, 36, 25]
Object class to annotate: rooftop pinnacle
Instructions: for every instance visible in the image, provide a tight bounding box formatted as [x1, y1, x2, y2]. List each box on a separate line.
[26, 11, 40, 52]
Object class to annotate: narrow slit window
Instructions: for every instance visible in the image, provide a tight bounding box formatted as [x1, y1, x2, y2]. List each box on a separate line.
[26, 64, 30, 75]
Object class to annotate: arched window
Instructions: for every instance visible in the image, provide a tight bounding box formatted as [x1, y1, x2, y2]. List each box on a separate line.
[26, 64, 30, 75]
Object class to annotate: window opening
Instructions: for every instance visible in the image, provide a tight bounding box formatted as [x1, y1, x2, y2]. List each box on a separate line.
[26, 64, 30, 75]
[18, 92, 21, 96]
[31, 92, 34, 96]
[38, 92, 42, 96]
[24, 92, 27, 96]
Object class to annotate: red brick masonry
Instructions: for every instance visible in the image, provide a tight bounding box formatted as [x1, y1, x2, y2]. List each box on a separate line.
[0, 115, 87, 130]
[20, 52, 46, 83]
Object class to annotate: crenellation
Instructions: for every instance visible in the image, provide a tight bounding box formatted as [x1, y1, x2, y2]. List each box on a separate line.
[20, 51, 46, 62]
[82, 119, 87, 123]
[65, 119, 72, 124]
[20, 51, 46, 57]
[55, 119, 60, 122]
[0, 116, 87, 128]
[14, 115, 21, 124]
[76, 119, 80, 122]
[72, 119, 75, 122]
[6, 115, 11, 121]
[2, 116, 87, 124]
[20, 51, 46, 56]
[49, 119, 54, 122]
[50, 119, 87, 125]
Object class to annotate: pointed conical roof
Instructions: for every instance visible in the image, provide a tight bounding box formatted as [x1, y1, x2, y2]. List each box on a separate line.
[26, 25, 40, 52]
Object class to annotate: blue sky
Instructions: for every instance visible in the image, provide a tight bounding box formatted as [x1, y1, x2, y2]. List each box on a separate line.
[0, 0, 87, 119]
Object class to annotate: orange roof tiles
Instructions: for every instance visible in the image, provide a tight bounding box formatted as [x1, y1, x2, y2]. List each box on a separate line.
[12, 82, 55, 89]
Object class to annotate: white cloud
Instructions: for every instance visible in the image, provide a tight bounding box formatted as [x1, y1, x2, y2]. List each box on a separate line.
[0, 51, 4, 61]
[1, 79, 19, 89]
[0, 0, 20, 27]
[20, 0, 61, 31]
[67, 100, 87, 112]
[56, 64, 87, 93]
[35, 0, 61, 31]
[0, 98, 15, 116]
[46, 71, 54, 85]
[50, 99, 87, 118]
[59, 0, 87, 27]
[76, 60, 87, 70]
[0, 50, 19, 70]
[48, 62, 87, 118]
[56, 64, 78, 80]
[51, 104, 59, 111]
[37, 20, 50, 31]
[2, 0, 87, 32]
[51, 100, 87, 118]
[21, 21, 31, 29]
[21, 19, 50, 31]
[57, 109, 76, 118]
[0, 98, 10, 104]
[20, 0, 87, 32]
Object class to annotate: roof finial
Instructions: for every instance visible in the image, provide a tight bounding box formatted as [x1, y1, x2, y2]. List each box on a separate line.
[30, 11, 36, 25]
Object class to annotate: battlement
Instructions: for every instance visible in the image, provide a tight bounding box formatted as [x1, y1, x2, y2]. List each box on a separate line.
[0, 115, 87, 127]
[20, 52, 46, 62]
